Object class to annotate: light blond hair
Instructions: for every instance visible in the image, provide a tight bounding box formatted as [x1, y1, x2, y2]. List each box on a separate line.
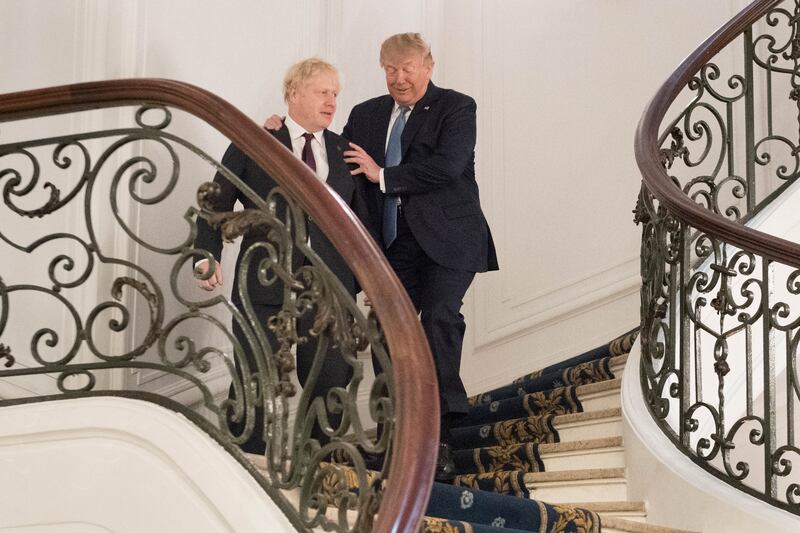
[379, 33, 434, 68]
[283, 58, 338, 103]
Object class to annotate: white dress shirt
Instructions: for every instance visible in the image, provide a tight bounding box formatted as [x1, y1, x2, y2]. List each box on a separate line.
[285, 115, 329, 182]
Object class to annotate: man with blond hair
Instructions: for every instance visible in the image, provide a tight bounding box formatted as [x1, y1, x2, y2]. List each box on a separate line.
[194, 58, 370, 454]
[343, 33, 498, 481]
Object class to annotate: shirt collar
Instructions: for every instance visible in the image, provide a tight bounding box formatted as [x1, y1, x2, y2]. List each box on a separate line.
[392, 102, 414, 117]
[285, 115, 324, 144]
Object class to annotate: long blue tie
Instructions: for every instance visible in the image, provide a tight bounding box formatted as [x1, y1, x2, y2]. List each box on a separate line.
[383, 106, 409, 248]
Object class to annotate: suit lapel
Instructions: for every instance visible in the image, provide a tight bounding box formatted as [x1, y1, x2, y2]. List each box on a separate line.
[401, 81, 441, 159]
[373, 96, 395, 166]
[323, 130, 353, 200]
[273, 124, 293, 150]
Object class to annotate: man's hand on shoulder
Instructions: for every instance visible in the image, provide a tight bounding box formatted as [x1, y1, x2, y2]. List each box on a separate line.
[343, 142, 381, 183]
[263, 115, 285, 131]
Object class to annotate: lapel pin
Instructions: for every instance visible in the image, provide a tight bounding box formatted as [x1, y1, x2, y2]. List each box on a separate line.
[423, 106, 430, 110]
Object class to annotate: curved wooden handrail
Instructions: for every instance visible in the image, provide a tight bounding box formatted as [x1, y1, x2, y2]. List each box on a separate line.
[0, 79, 439, 532]
[634, 0, 800, 268]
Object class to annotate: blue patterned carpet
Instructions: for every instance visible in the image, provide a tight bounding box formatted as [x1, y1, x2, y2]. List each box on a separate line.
[418, 328, 639, 533]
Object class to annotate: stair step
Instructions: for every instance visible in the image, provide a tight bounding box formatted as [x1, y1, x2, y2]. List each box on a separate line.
[553, 407, 623, 441]
[245, 452, 267, 471]
[576, 378, 622, 411]
[525, 467, 627, 503]
[601, 516, 700, 533]
[540, 436, 625, 471]
[562, 501, 647, 522]
[609, 354, 628, 377]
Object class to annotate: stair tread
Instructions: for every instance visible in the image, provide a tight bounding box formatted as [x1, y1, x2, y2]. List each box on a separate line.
[609, 354, 628, 369]
[539, 436, 623, 455]
[244, 452, 266, 471]
[576, 378, 621, 396]
[561, 501, 646, 513]
[553, 407, 621, 426]
[525, 467, 625, 484]
[601, 516, 700, 533]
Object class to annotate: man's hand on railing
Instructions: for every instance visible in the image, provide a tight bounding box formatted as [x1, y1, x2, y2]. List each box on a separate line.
[195, 259, 223, 290]
[263, 115, 284, 131]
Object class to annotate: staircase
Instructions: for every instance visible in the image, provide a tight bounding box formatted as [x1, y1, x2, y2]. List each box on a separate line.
[248, 329, 703, 532]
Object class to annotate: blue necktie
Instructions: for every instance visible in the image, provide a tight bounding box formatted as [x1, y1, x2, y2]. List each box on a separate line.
[383, 106, 409, 247]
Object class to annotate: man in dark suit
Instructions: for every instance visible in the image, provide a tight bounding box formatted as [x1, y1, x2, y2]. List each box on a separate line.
[342, 33, 499, 480]
[194, 58, 370, 454]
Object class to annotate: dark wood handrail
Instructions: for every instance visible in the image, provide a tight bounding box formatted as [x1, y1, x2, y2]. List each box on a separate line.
[634, 0, 800, 269]
[0, 79, 439, 532]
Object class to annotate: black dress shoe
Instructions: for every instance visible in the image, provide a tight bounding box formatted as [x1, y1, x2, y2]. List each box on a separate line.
[434, 442, 457, 482]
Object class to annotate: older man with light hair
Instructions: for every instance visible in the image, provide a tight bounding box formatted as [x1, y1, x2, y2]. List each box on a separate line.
[343, 32, 498, 481]
[194, 57, 371, 454]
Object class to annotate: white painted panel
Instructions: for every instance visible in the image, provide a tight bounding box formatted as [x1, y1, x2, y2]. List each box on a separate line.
[454, 0, 754, 389]
[0, 397, 294, 532]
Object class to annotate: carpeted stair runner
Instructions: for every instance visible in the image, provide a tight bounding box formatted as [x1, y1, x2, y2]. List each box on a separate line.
[468, 357, 615, 408]
[449, 413, 559, 450]
[248, 329, 640, 531]
[460, 384, 583, 427]
[453, 442, 546, 475]
[421, 517, 543, 533]
[420, 329, 639, 531]
[423, 482, 600, 532]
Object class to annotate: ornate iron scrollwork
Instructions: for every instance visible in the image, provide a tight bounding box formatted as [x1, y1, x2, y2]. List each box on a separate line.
[0, 103, 393, 531]
[638, 0, 800, 516]
[0, 343, 13, 368]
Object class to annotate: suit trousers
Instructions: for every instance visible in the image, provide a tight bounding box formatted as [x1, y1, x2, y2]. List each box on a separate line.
[383, 208, 475, 421]
[228, 301, 353, 454]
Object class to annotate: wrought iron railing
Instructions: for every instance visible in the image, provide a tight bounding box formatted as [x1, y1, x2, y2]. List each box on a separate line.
[0, 80, 438, 532]
[635, 0, 800, 515]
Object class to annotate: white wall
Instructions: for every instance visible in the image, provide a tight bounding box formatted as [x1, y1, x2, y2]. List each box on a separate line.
[0, 397, 294, 532]
[445, 0, 750, 391]
[0, 0, 752, 395]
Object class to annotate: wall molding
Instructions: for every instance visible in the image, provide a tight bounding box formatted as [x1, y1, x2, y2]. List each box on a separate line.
[475, 257, 639, 350]
[462, 4, 641, 357]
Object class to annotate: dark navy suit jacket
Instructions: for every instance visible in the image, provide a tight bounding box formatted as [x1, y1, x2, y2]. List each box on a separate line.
[343, 81, 498, 273]
[194, 125, 371, 306]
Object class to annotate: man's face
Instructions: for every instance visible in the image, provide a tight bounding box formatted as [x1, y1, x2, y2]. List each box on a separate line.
[383, 52, 432, 106]
[288, 71, 339, 132]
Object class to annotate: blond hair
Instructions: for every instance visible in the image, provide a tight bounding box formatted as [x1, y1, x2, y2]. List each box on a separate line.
[283, 58, 338, 103]
[379, 33, 434, 68]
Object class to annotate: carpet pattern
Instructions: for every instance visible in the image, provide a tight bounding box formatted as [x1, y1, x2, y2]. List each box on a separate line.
[454, 442, 546, 475]
[424, 482, 600, 532]
[450, 414, 560, 450]
[469, 358, 613, 408]
[422, 329, 637, 531]
[315, 329, 638, 531]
